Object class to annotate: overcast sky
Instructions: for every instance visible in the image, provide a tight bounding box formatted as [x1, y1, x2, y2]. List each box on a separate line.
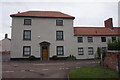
[0, 0, 119, 40]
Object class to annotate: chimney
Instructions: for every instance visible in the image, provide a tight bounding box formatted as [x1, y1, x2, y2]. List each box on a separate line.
[18, 11, 20, 13]
[5, 34, 8, 39]
[104, 18, 113, 30]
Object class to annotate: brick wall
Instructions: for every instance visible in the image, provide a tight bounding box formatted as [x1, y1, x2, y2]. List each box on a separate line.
[104, 51, 120, 71]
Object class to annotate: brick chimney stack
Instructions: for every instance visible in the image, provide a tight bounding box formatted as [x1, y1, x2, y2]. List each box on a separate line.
[5, 34, 8, 39]
[104, 18, 113, 30]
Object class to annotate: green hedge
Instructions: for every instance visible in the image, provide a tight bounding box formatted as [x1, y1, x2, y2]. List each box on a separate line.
[108, 39, 120, 50]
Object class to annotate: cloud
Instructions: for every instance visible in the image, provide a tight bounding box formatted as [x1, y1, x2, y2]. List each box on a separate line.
[0, 1, 118, 40]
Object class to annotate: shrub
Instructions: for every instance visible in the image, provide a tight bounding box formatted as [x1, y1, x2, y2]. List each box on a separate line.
[29, 55, 36, 61]
[67, 54, 76, 61]
[52, 55, 58, 60]
[97, 47, 101, 58]
[108, 39, 120, 50]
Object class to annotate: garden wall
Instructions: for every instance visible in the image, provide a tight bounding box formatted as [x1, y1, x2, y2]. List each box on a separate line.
[104, 51, 120, 71]
[0, 51, 10, 61]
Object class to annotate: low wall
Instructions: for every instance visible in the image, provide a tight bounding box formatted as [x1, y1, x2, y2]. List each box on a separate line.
[104, 51, 120, 71]
[0, 51, 10, 61]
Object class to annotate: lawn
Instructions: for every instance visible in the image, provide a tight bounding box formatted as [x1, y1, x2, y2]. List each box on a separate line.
[69, 65, 119, 78]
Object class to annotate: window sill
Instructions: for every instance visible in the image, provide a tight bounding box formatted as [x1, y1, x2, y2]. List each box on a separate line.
[78, 54, 84, 55]
[23, 24, 31, 25]
[23, 39, 31, 41]
[23, 55, 30, 56]
[57, 54, 64, 56]
[56, 40, 64, 41]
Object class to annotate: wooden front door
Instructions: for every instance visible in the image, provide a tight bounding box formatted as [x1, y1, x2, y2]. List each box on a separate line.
[42, 46, 48, 60]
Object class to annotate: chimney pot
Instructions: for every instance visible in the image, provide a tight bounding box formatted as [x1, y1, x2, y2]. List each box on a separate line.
[5, 34, 8, 39]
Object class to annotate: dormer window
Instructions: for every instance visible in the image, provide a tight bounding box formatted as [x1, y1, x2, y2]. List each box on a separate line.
[56, 20, 63, 26]
[24, 19, 31, 25]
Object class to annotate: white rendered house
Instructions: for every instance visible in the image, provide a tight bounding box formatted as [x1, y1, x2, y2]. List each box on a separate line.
[10, 11, 120, 60]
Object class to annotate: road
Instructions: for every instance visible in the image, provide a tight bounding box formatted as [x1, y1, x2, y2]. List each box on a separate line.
[2, 60, 99, 78]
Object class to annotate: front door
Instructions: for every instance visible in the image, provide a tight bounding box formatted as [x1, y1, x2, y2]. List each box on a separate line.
[42, 46, 48, 60]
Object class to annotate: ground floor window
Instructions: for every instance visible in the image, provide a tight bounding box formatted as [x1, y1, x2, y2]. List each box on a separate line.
[88, 47, 93, 55]
[78, 48, 84, 55]
[102, 47, 107, 52]
[23, 46, 31, 56]
[57, 46, 64, 55]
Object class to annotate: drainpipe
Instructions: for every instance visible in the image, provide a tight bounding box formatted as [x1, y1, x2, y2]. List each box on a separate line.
[117, 52, 120, 77]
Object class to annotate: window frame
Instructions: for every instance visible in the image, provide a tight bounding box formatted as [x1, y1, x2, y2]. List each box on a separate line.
[56, 20, 63, 26]
[23, 46, 31, 56]
[111, 36, 116, 42]
[78, 37, 83, 43]
[88, 37, 93, 43]
[88, 47, 94, 55]
[56, 31, 64, 40]
[24, 19, 32, 25]
[23, 30, 31, 40]
[78, 47, 84, 55]
[56, 46, 64, 55]
[101, 37, 106, 42]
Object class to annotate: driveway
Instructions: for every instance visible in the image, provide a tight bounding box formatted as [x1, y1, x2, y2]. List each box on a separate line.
[2, 60, 99, 78]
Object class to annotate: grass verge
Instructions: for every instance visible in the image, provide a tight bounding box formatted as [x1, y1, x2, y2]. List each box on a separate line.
[69, 65, 119, 78]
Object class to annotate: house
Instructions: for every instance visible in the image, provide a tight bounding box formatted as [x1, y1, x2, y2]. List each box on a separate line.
[0, 34, 11, 61]
[10, 11, 120, 60]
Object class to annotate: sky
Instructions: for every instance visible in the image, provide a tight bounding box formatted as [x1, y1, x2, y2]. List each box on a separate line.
[0, 0, 119, 40]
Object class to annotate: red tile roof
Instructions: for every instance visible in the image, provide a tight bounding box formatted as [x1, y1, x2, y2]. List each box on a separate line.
[10, 11, 75, 19]
[74, 27, 120, 36]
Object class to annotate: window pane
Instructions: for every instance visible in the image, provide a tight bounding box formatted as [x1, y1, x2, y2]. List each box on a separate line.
[112, 36, 116, 42]
[78, 48, 83, 55]
[88, 37, 93, 42]
[23, 46, 31, 56]
[24, 19, 31, 25]
[78, 37, 83, 43]
[57, 46, 64, 55]
[56, 20, 63, 26]
[24, 30, 31, 40]
[56, 31, 63, 40]
[101, 37, 106, 42]
[88, 47, 93, 55]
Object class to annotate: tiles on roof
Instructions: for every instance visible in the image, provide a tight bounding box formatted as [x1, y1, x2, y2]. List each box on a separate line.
[10, 11, 75, 19]
[74, 27, 120, 36]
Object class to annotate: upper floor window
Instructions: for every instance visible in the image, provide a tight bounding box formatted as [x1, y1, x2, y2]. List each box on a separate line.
[24, 19, 31, 25]
[88, 37, 93, 42]
[57, 46, 64, 55]
[101, 37, 106, 42]
[23, 30, 31, 40]
[78, 37, 83, 43]
[112, 36, 116, 42]
[56, 20, 63, 26]
[78, 48, 84, 55]
[56, 31, 63, 40]
[88, 47, 93, 55]
[23, 46, 31, 56]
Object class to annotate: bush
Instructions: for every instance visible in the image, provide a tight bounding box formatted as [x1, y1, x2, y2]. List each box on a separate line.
[97, 47, 101, 58]
[52, 55, 58, 60]
[108, 39, 120, 50]
[29, 55, 36, 61]
[67, 54, 76, 61]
